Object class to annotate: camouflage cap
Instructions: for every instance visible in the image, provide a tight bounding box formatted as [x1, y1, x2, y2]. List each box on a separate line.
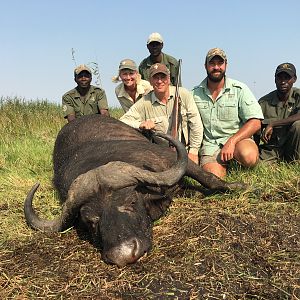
[147, 32, 164, 44]
[119, 59, 137, 71]
[149, 63, 170, 77]
[275, 63, 296, 77]
[74, 64, 92, 76]
[206, 48, 227, 63]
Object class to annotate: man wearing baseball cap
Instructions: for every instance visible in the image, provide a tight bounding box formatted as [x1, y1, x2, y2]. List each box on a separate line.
[62, 64, 109, 122]
[120, 63, 203, 164]
[258, 63, 300, 162]
[112, 59, 152, 112]
[192, 48, 264, 178]
[139, 32, 181, 86]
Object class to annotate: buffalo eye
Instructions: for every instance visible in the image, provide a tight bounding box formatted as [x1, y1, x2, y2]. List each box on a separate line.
[89, 215, 100, 230]
[80, 206, 100, 230]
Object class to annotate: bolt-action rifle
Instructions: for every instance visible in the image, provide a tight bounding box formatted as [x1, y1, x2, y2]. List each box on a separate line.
[170, 59, 182, 140]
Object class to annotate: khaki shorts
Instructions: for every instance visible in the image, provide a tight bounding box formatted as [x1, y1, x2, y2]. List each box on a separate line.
[200, 149, 227, 167]
[200, 138, 256, 167]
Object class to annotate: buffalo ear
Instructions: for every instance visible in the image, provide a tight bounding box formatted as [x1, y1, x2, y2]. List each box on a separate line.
[145, 196, 172, 221]
[80, 205, 100, 230]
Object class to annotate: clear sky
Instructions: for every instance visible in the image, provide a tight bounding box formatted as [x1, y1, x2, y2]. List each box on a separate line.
[2, 0, 300, 108]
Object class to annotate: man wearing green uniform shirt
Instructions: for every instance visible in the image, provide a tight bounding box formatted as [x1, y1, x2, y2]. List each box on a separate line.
[62, 64, 109, 122]
[192, 48, 263, 178]
[120, 63, 203, 165]
[258, 63, 300, 162]
[139, 32, 181, 86]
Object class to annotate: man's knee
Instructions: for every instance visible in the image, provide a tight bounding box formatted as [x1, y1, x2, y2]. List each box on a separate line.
[239, 150, 259, 167]
[202, 162, 227, 178]
[286, 120, 300, 160]
[200, 151, 227, 178]
[235, 139, 259, 167]
[290, 120, 300, 135]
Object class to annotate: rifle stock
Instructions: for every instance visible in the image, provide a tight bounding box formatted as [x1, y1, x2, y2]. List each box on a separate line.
[170, 59, 182, 140]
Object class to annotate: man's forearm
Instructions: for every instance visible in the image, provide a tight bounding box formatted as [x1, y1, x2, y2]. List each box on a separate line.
[67, 114, 76, 122]
[228, 119, 261, 145]
[119, 114, 142, 129]
[268, 113, 300, 128]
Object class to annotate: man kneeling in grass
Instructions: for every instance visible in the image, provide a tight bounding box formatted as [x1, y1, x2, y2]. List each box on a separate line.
[258, 63, 300, 162]
[192, 48, 264, 178]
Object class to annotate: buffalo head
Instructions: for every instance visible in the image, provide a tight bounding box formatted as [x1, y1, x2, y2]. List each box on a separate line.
[24, 132, 188, 267]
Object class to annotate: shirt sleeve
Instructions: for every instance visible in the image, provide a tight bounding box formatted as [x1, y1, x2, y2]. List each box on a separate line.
[62, 94, 75, 118]
[258, 99, 270, 125]
[96, 89, 109, 110]
[182, 89, 203, 154]
[238, 85, 264, 122]
[120, 101, 146, 129]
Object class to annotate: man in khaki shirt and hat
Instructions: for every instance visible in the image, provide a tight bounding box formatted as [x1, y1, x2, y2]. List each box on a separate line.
[120, 63, 203, 164]
[62, 64, 109, 122]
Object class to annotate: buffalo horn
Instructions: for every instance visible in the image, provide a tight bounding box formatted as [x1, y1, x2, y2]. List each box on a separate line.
[24, 132, 188, 232]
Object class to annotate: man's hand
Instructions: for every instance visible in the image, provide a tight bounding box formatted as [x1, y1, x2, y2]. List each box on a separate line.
[139, 120, 156, 130]
[188, 153, 199, 164]
[67, 114, 76, 122]
[220, 139, 236, 162]
[261, 124, 273, 143]
[100, 109, 110, 117]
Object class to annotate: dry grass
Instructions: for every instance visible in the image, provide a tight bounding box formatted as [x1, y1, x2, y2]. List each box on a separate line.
[1, 187, 300, 299]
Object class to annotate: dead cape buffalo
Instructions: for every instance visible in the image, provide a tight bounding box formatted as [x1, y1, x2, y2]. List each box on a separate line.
[24, 114, 245, 267]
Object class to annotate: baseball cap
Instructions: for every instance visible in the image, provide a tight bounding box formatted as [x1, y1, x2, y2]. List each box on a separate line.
[206, 48, 227, 63]
[149, 63, 170, 77]
[119, 59, 137, 71]
[147, 32, 164, 44]
[275, 63, 296, 77]
[74, 64, 92, 76]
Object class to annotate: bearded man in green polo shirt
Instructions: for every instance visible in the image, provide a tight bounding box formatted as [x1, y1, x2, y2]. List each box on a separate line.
[62, 64, 109, 122]
[192, 48, 264, 178]
[258, 63, 300, 162]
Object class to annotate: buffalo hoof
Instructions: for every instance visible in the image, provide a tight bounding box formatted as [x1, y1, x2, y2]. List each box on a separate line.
[226, 181, 249, 191]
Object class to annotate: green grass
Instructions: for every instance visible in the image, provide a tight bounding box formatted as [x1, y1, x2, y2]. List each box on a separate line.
[0, 97, 299, 299]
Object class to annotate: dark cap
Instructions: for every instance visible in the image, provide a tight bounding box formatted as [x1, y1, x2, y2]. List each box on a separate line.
[275, 63, 296, 77]
[149, 63, 170, 77]
[206, 48, 227, 63]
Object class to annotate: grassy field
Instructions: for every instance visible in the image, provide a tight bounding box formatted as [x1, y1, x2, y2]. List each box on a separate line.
[0, 97, 299, 299]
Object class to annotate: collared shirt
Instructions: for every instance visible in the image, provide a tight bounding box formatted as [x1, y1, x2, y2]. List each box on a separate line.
[62, 85, 108, 118]
[120, 86, 203, 154]
[258, 87, 300, 146]
[139, 52, 181, 86]
[192, 77, 264, 155]
[259, 88, 300, 123]
[115, 79, 152, 112]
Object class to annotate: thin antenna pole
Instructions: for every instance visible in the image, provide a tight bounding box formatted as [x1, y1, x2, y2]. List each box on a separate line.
[89, 61, 102, 88]
[71, 48, 77, 66]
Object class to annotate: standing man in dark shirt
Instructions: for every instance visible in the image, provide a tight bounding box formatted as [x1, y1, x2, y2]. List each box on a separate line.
[139, 32, 181, 86]
[62, 64, 109, 122]
[258, 63, 300, 162]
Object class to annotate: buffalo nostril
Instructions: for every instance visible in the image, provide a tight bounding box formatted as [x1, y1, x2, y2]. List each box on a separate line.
[103, 238, 149, 267]
[131, 238, 139, 257]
